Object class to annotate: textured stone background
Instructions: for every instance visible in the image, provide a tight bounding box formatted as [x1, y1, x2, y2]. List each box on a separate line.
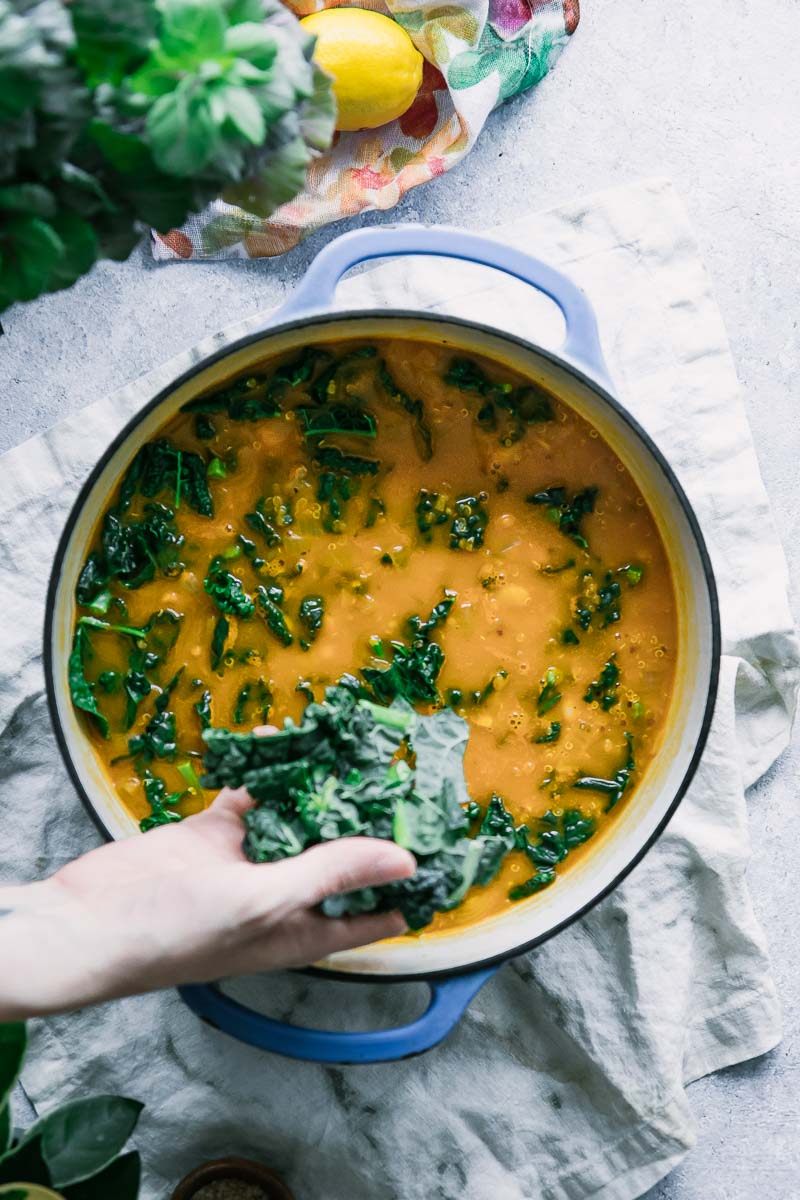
[2, 1, 798, 1195]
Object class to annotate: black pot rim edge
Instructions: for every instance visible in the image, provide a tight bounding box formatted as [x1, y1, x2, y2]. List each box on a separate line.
[42, 308, 722, 986]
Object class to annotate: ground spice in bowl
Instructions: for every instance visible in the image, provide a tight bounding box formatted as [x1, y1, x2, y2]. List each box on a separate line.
[171, 1156, 294, 1200]
[194, 1183, 269, 1200]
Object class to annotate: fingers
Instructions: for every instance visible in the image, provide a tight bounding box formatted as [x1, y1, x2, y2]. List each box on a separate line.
[293, 909, 409, 963]
[269, 837, 416, 908]
[205, 725, 279, 820]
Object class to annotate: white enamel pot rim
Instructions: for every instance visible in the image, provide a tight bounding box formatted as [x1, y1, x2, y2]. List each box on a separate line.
[44, 307, 721, 985]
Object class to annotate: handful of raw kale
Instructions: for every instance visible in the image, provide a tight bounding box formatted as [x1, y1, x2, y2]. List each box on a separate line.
[201, 685, 515, 929]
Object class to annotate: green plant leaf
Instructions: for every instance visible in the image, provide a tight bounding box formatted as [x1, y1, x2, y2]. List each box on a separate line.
[0, 1025, 26, 1115]
[61, 1149, 141, 1200]
[70, 0, 157, 86]
[0, 217, 64, 304]
[223, 21, 277, 68]
[0, 185, 56, 218]
[159, 0, 226, 61]
[221, 85, 266, 144]
[0, 1105, 11, 1157]
[0, 1133, 49, 1187]
[223, 129, 309, 218]
[300, 64, 337, 152]
[46, 213, 98, 293]
[28, 1096, 142, 1189]
[147, 86, 220, 176]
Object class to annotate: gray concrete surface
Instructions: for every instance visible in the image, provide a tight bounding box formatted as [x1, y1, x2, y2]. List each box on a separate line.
[2, 0, 799, 1195]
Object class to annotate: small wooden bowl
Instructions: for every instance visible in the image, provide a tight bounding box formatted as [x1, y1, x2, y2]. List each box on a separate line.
[171, 1157, 295, 1200]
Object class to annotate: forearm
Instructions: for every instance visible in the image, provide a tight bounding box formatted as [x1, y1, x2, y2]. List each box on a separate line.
[0, 879, 131, 1020]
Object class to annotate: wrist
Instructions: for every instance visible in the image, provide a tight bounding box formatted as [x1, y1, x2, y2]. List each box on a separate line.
[0, 877, 122, 1019]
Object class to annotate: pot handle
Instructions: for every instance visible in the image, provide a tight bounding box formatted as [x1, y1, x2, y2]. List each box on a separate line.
[274, 225, 609, 383]
[178, 964, 498, 1064]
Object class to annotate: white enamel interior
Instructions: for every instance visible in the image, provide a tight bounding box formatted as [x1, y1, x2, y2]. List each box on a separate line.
[49, 315, 717, 978]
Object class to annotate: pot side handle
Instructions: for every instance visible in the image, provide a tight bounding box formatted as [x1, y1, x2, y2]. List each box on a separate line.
[178, 964, 498, 1064]
[273, 225, 609, 384]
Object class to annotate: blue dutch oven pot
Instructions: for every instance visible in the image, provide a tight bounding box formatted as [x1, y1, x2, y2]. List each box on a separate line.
[45, 226, 720, 1064]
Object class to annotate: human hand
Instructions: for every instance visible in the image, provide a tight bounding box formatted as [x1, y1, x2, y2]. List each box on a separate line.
[0, 734, 415, 1020]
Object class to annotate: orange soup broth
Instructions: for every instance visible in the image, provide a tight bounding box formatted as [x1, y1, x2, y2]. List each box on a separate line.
[76, 337, 677, 934]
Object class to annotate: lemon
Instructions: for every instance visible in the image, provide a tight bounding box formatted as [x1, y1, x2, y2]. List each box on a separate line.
[301, 8, 423, 132]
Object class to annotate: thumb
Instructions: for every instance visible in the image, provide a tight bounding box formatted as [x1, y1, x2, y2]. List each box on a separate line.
[274, 837, 416, 908]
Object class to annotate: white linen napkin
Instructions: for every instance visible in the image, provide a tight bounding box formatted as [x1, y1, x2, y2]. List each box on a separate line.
[1, 177, 797, 1200]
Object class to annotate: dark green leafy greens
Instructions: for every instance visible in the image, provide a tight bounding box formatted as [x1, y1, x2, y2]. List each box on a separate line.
[584, 654, 620, 710]
[77, 501, 185, 601]
[450, 493, 488, 551]
[127, 670, 182, 762]
[445, 669, 508, 711]
[309, 345, 376, 404]
[298, 594, 324, 648]
[75, 436, 219, 605]
[535, 721, 561, 744]
[312, 446, 379, 476]
[509, 807, 596, 900]
[233, 679, 272, 726]
[204, 562, 255, 619]
[201, 686, 517, 929]
[361, 593, 455, 705]
[537, 667, 562, 716]
[256, 584, 293, 647]
[378, 362, 433, 459]
[416, 489, 450, 540]
[297, 404, 376, 439]
[139, 771, 183, 832]
[574, 733, 635, 811]
[527, 486, 598, 551]
[68, 623, 110, 738]
[443, 356, 555, 441]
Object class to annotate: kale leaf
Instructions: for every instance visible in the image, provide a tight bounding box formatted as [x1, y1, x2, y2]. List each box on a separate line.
[416, 489, 450, 541]
[68, 623, 109, 738]
[450, 493, 488, 551]
[128, 669, 182, 763]
[245, 505, 282, 548]
[537, 666, 562, 716]
[195, 689, 213, 730]
[136, 439, 213, 516]
[584, 654, 620, 710]
[574, 733, 635, 811]
[139, 771, 183, 833]
[297, 404, 376, 439]
[361, 592, 455, 705]
[201, 687, 516, 930]
[256, 585, 293, 647]
[77, 501, 185, 600]
[298, 594, 324, 648]
[378, 363, 433, 459]
[182, 375, 280, 421]
[509, 807, 596, 900]
[309, 346, 377, 404]
[211, 615, 229, 671]
[312, 446, 379, 476]
[526, 486, 598, 551]
[535, 721, 561, 744]
[204, 562, 255, 619]
[443, 356, 554, 440]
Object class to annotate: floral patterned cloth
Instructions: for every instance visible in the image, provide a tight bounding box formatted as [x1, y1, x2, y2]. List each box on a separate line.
[152, 0, 579, 260]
